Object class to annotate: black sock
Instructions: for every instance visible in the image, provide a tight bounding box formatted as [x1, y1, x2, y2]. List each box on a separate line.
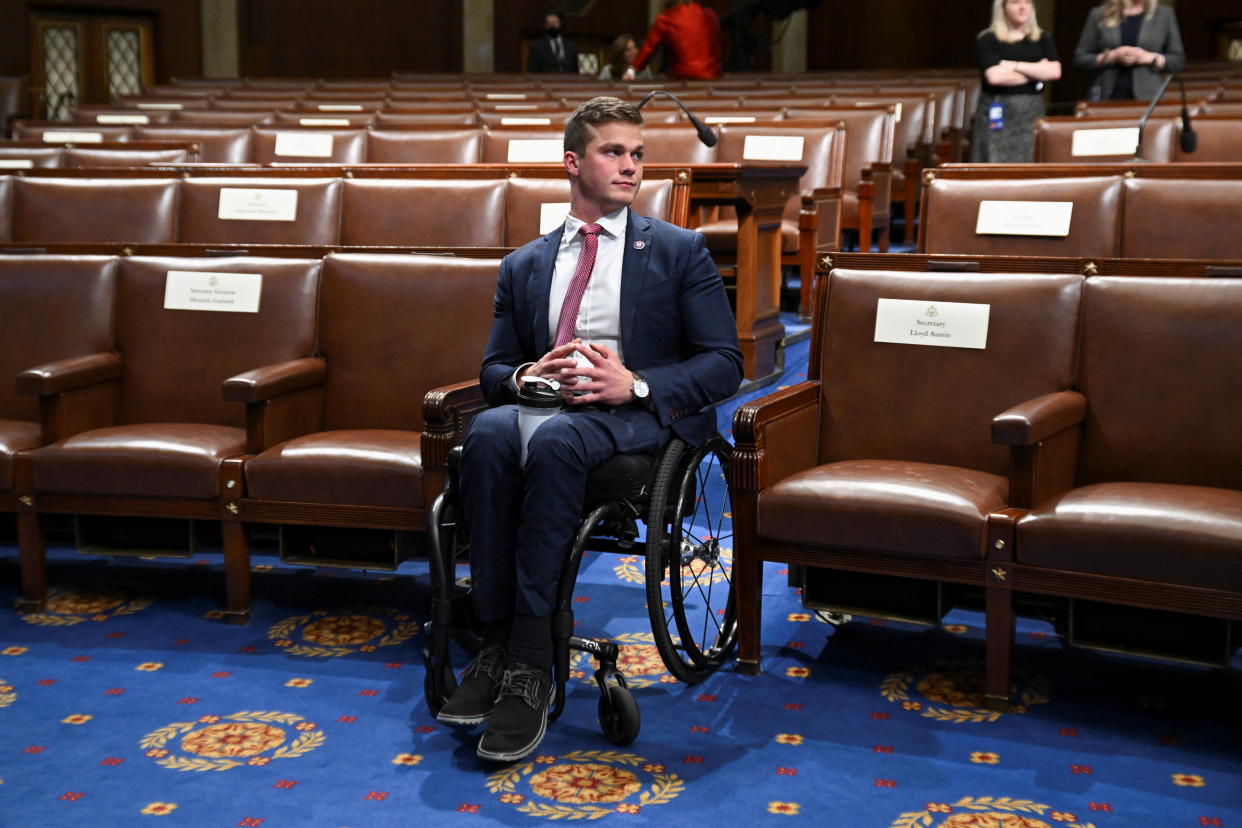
[507, 613, 553, 669]
[481, 619, 511, 649]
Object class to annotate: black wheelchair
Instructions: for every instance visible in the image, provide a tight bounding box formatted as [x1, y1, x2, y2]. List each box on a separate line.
[422, 433, 736, 746]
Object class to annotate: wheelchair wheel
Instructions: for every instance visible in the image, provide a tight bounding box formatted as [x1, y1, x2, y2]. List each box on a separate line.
[645, 435, 738, 685]
[597, 681, 641, 746]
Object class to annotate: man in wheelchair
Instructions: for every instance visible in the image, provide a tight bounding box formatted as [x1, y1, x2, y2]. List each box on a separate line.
[437, 96, 743, 761]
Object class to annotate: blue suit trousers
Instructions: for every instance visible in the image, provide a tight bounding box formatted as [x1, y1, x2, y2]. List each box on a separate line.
[460, 403, 668, 622]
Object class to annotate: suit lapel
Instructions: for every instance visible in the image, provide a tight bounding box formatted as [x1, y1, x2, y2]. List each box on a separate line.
[530, 226, 563, 356]
[620, 210, 654, 348]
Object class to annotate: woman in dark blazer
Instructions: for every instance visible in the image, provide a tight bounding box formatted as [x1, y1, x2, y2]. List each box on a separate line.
[1074, 0, 1185, 101]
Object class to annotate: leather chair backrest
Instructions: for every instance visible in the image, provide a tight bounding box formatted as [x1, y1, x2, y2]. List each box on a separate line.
[501, 177, 675, 247]
[179, 177, 342, 245]
[64, 147, 191, 167]
[830, 93, 936, 151]
[270, 111, 376, 128]
[717, 122, 845, 221]
[366, 129, 483, 163]
[11, 178, 179, 243]
[1077, 276, 1242, 489]
[481, 128, 564, 163]
[921, 176, 1123, 258]
[1033, 116, 1175, 163]
[69, 107, 175, 125]
[340, 178, 506, 246]
[641, 124, 719, 165]
[171, 110, 273, 125]
[1176, 116, 1242, 162]
[372, 112, 479, 127]
[251, 128, 368, 164]
[385, 101, 476, 113]
[317, 253, 499, 430]
[816, 269, 1083, 475]
[114, 256, 321, 426]
[133, 126, 253, 163]
[10, 123, 134, 142]
[0, 255, 116, 421]
[0, 146, 63, 168]
[290, 99, 386, 112]
[1121, 178, 1242, 259]
[476, 111, 571, 127]
[785, 107, 894, 190]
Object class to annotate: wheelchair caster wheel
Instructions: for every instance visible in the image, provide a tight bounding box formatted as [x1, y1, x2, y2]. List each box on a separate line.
[422, 649, 458, 716]
[598, 682, 640, 746]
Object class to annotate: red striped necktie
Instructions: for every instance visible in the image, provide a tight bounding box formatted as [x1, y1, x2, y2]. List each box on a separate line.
[554, 223, 602, 347]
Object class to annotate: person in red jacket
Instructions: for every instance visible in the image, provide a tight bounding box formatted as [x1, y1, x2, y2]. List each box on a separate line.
[622, 0, 724, 81]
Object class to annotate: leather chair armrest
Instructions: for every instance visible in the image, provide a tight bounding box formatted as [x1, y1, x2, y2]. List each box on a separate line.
[16, 352, 122, 396]
[995, 391, 1086, 510]
[992, 390, 1087, 446]
[422, 380, 488, 472]
[731, 381, 822, 493]
[868, 161, 893, 213]
[223, 357, 327, 403]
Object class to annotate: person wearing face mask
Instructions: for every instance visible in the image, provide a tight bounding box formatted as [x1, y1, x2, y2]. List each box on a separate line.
[527, 9, 580, 74]
[1074, 0, 1184, 101]
[970, 0, 1061, 163]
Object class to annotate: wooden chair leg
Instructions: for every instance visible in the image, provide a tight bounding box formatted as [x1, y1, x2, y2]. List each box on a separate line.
[734, 502, 764, 675]
[878, 223, 890, 253]
[222, 521, 251, 625]
[985, 582, 1014, 712]
[16, 511, 47, 613]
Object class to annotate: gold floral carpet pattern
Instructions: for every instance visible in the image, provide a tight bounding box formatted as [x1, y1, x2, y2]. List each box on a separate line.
[1, 339, 1240, 825]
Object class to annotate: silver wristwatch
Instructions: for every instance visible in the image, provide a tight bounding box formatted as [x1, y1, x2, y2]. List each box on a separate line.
[630, 372, 650, 405]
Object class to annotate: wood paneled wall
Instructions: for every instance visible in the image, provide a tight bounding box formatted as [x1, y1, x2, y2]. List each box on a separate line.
[238, 0, 461, 77]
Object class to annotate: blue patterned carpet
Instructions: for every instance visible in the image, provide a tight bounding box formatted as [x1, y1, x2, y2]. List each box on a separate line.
[2, 332, 1240, 827]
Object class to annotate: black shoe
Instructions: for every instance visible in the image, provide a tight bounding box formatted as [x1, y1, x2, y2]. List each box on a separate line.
[476, 663, 553, 762]
[436, 645, 506, 726]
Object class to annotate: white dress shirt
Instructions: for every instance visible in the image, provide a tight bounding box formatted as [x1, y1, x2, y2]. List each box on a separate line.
[549, 206, 628, 364]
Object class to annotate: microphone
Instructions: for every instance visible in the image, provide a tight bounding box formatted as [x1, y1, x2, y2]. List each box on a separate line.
[1131, 72, 1174, 162]
[1177, 76, 1197, 154]
[637, 90, 717, 148]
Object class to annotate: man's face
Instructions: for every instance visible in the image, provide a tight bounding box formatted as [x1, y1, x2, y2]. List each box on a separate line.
[566, 121, 643, 219]
[544, 13, 561, 33]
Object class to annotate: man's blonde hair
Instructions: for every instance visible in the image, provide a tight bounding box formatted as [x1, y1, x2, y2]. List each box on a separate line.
[985, 0, 1044, 42]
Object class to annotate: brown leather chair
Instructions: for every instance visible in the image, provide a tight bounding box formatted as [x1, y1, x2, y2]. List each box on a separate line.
[996, 276, 1242, 694]
[236, 253, 499, 569]
[695, 121, 847, 317]
[251, 127, 368, 164]
[178, 177, 343, 246]
[372, 112, 479, 127]
[171, 110, 274, 126]
[640, 124, 720, 166]
[11, 178, 179, 244]
[1, 256, 116, 519]
[0, 176, 9, 243]
[919, 175, 1124, 258]
[133, 126, 254, 163]
[340, 178, 506, 246]
[785, 107, 896, 252]
[731, 268, 1084, 710]
[1033, 116, 1176, 163]
[1176, 115, 1242, 162]
[15, 255, 323, 622]
[365, 128, 484, 163]
[1121, 178, 1242, 259]
[480, 127, 564, 163]
[68, 107, 176, 125]
[63, 147, 192, 167]
[0, 146, 63, 169]
[10, 122, 135, 143]
[270, 111, 377, 128]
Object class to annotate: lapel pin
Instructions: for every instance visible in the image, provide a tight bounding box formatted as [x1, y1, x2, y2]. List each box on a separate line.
[632, 240, 646, 250]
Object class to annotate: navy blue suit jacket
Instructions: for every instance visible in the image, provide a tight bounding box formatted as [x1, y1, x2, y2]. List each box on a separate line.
[479, 210, 743, 446]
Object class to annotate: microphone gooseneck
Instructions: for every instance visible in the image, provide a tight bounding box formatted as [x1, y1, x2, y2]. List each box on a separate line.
[637, 90, 718, 148]
[1131, 72, 1175, 162]
[1177, 76, 1197, 154]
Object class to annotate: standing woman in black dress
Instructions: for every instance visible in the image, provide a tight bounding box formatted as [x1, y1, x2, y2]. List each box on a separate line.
[971, 0, 1061, 163]
[1074, 0, 1184, 101]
